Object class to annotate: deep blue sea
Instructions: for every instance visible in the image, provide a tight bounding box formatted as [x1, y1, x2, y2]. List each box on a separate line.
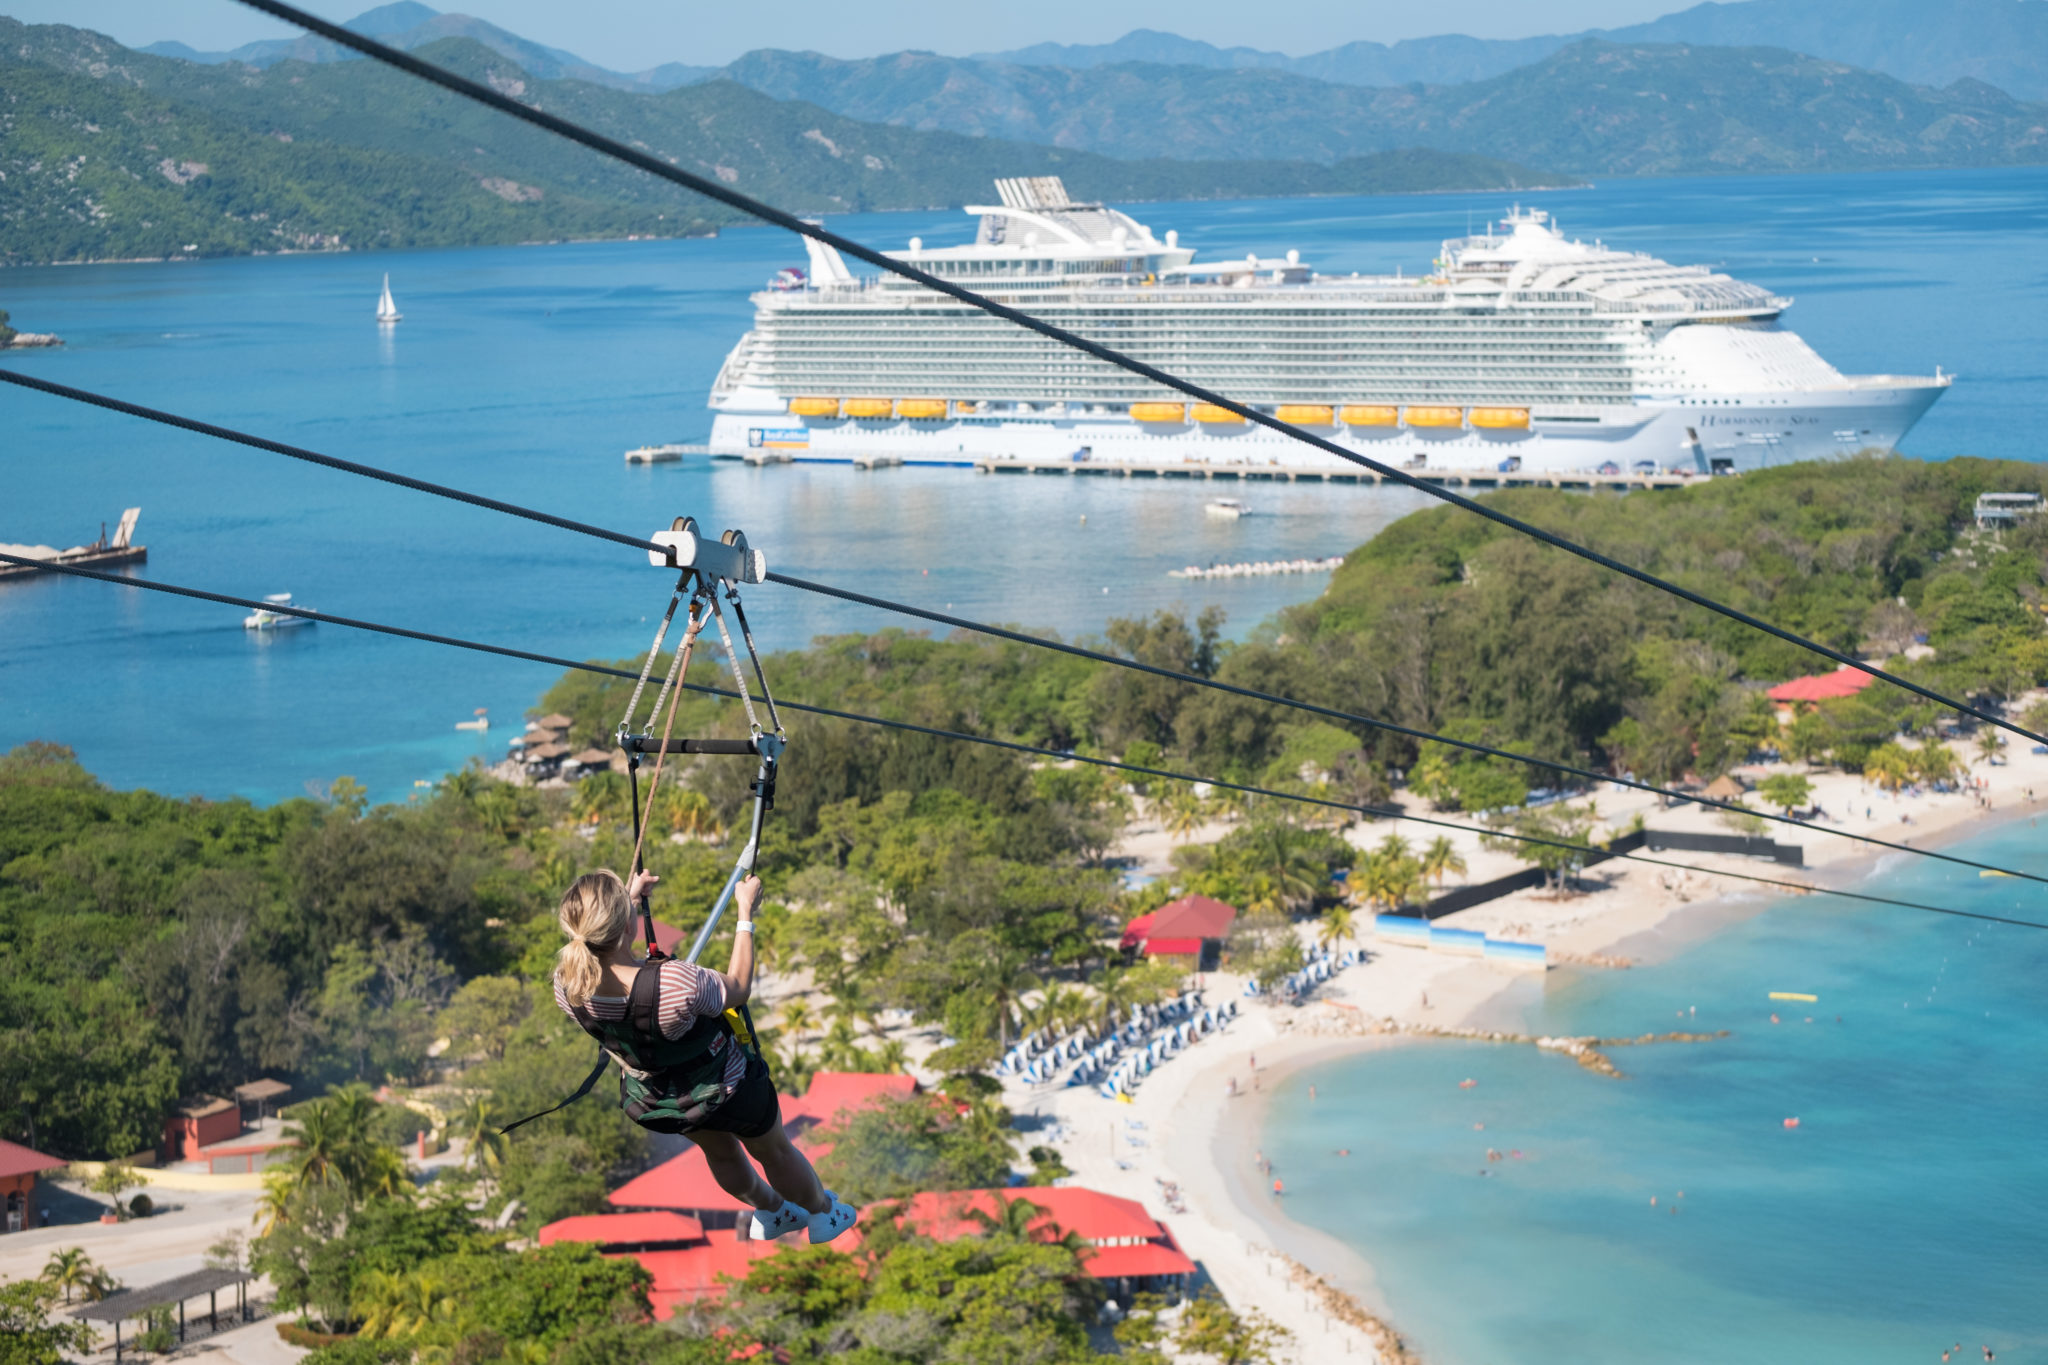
[1269, 818, 2048, 1364]
[4, 165, 2043, 803]
[5, 166, 2047, 1354]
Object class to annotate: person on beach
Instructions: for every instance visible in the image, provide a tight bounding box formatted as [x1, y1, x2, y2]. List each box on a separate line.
[1272, 1178, 1284, 1198]
[552, 868, 856, 1244]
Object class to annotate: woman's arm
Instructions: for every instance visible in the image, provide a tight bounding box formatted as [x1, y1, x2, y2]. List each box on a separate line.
[716, 875, 761, 1007]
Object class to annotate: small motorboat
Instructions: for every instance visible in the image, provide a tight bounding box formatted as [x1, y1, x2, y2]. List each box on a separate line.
[1204, 498, 1252, 518]
[455, 708, 490, 732]
[244, 592, 313, 630]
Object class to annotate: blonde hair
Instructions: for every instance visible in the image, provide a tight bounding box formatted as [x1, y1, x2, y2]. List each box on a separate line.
[555, 869, 635, 1008]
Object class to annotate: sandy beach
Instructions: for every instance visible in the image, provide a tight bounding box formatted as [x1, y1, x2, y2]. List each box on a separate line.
[998, 736, 2048, 1362]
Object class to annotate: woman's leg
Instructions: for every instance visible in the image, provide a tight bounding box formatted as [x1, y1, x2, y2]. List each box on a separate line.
[689, 1130, 780, 1212]
[740, 1120, 828, 1215]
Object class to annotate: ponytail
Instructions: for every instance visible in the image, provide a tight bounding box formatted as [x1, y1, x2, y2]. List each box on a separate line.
[555, 869, 634, 1007]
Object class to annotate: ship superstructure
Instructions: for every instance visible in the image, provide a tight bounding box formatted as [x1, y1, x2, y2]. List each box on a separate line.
[707, 178, 1948, 473]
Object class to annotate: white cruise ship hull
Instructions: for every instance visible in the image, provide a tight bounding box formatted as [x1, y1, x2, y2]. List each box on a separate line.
[709, 379, 1945, 476]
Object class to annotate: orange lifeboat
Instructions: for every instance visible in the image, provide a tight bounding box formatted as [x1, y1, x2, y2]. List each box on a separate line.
[1193, 404, 1245, 425]
[789, 396, 840, 417]
[895, 399, 948, 420]
[1274, 405, 1335, 426]
[1340, 405, 1398, 427]
[842, 397, 894, 419]
[1404, 405, 1465, 428]
[1130, 403, 1188, 424]
[1469, 407, 1531, 430]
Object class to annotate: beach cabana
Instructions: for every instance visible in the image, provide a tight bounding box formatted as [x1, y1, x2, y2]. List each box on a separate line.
[72, 1268, 252, 1361]
[232, 1077, 290, 1123]
[1124, 896, 1238, 970]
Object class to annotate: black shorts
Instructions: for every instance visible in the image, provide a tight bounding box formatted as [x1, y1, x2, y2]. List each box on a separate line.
[682, 1050, 780, 1140]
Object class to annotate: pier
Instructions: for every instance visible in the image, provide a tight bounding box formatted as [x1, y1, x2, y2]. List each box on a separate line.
[0, 508, 146, 581]
[971, 457, 1696, 490]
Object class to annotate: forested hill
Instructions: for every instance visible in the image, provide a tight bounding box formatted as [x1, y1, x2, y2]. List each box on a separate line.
[0, 19, 1552, 267]
[720, 40, 2048, 172]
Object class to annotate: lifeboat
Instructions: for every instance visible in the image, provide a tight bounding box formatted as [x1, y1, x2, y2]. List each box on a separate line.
[1274, 405, 1334, 426]
[895, 399, 948, 420]
[1130, 403, 1188, 424]
[1469, 407, 1531, 430]
[789, 396, 840, 417]
[1404, 405, 1465, 428]
[842, 397, 894, 419]
[1193, 404, 1245, 425]
[1340, 404, 1398, 427]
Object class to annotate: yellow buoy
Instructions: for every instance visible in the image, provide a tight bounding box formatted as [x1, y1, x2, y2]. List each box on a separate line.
[789, 396, 840, 417]
[1130, 402, 1188, 424]
[1274, 405, 1335, 426]
[1469, 406, 1531, 430]
[842, 397, 894, 419]
[1340, 404, 1398, 427]
[1193, 403, 1246, 425]
[1404, 405, 1465, 428]
[895, 398, 948, 420]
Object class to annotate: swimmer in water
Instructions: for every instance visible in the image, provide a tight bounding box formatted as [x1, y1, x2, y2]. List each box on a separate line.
[1335, 1148, 1350, 1157]
[1309, 1084, 1317, 1102]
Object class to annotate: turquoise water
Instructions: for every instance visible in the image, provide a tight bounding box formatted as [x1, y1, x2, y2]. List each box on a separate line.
[3, 165, 2046, 803]
[1266, 817, 2048, 1364]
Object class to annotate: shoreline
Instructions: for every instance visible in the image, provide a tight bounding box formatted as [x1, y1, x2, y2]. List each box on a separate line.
[1023, 749, 2048, 1362]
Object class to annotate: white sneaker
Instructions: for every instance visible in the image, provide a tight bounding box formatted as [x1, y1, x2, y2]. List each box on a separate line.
[750, 1199, 808, 1240]
[808, 1190, 858, 1244]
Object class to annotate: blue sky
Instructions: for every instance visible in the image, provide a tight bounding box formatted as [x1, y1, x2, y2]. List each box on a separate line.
[14, 0, 1692, 68]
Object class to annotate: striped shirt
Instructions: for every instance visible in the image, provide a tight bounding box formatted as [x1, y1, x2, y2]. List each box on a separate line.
[556, 960, 747, 1093]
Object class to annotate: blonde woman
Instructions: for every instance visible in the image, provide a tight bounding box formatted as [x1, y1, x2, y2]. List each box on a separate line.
[553, 868, 856, 1243]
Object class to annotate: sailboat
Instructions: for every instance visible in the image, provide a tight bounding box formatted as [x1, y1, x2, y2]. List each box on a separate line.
[376, 273, 402, 324]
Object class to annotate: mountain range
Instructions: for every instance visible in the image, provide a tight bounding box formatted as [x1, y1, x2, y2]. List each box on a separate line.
[145, 0, 2048, 103]
[0, 20, 1552, 267]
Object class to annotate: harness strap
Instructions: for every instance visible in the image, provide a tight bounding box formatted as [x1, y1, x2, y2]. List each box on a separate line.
[496, 1044, 610, 1136]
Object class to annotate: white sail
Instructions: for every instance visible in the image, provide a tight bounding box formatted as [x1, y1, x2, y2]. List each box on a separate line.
[376, 273, 402, 323]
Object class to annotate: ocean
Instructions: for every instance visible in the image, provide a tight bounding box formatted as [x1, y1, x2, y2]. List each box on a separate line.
[1266, 817, 2048, 1363]
[2, 165, 2044, 806]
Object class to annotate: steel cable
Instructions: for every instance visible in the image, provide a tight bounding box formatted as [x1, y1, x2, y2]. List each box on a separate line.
[8, 549, 2042, 932]
[215, 0, 2048, 755]
[1, 371, 2036, 884]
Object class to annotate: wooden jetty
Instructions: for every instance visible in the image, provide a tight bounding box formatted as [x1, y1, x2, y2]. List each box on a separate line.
[0, 507, 147, 580]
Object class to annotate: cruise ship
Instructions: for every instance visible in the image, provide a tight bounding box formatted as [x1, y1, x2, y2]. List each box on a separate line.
[707, 179, 1949, 475]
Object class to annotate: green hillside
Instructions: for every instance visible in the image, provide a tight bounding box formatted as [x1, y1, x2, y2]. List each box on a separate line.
[720, 39, 2048, 171]
[0, 19, 1554, 267]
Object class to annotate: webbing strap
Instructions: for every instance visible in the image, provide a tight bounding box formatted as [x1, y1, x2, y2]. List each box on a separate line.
[706, 594, 763, 737]
[496, 1045, 610, 1136]
[619, 581, 687, 737]
[725, 588, 784, 737]
[626, 600, 708, 942]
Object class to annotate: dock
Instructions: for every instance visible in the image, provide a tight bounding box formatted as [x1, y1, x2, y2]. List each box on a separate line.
[624, 443, 712, 464]
[0, 508, 146, 581]
[971, 458, 1695, 490]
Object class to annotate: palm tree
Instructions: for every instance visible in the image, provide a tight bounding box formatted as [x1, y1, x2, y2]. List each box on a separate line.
[252, 1170, 294, 1235]
[42, 1248, 96, 1305]
[1913, 740, 1961, 787]
[1316, 904, 1357, 953]
[1420, 836, 1467, 888]
[454, 1095, 505, 1181]
[1156, 785, 1207, 842]
[655, 786, 722, 841]
[354, 1270, 458, 1339]
[1239, 825, 1327, 913]
[1203, 785, 1247, 824]
[1375, 833, 1412, 863]
[777, 997, 817, 1039]
[1975, 729, 2006, 767]
[1864, 743, 1914, 793]
[873, 1038, 910, 1074]
[569, 771, 624, 827]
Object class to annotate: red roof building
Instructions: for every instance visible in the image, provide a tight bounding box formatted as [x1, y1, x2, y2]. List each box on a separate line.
[634, 1233, 786, 1317]
[538, 1211, 706, 1250]
[1122, 895, 1238, 969]
[0, 1140, 67, 1234]
[1767, 667, 1877, 704]
[893, 1187, 1195, 1289]
[163, 1095, 241, 1163]
[782, 1072, 921, 1130]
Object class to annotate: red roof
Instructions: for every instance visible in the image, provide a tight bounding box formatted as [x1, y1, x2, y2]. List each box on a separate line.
[610, 1146, 752, 1214]
[539, 1211, 705, 1248]
[895, 1187, 1168, 1246]
[784, 1072, 919, 1126]
[1141, 937, 1204, 957]
[1118, 912, 1156, 951]
[1149, 896, 1237, 940]
[1081, 1226, 1198, 1279]
[630, 1232, 784, 1315]
[1767, 666, 1877, 703]
[0, 1139, 67, 1180]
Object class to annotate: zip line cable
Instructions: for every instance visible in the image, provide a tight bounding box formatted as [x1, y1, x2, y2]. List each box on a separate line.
[221, 0, 2048, 755]
[2, 368, 2038, 887]
[9, 550, 2044, 933]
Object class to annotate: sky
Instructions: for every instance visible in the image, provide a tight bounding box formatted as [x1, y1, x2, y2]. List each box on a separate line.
[11, 0, 1695, 68]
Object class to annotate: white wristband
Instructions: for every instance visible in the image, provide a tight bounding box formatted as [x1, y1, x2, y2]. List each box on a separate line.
[734, 920, 754, 934]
